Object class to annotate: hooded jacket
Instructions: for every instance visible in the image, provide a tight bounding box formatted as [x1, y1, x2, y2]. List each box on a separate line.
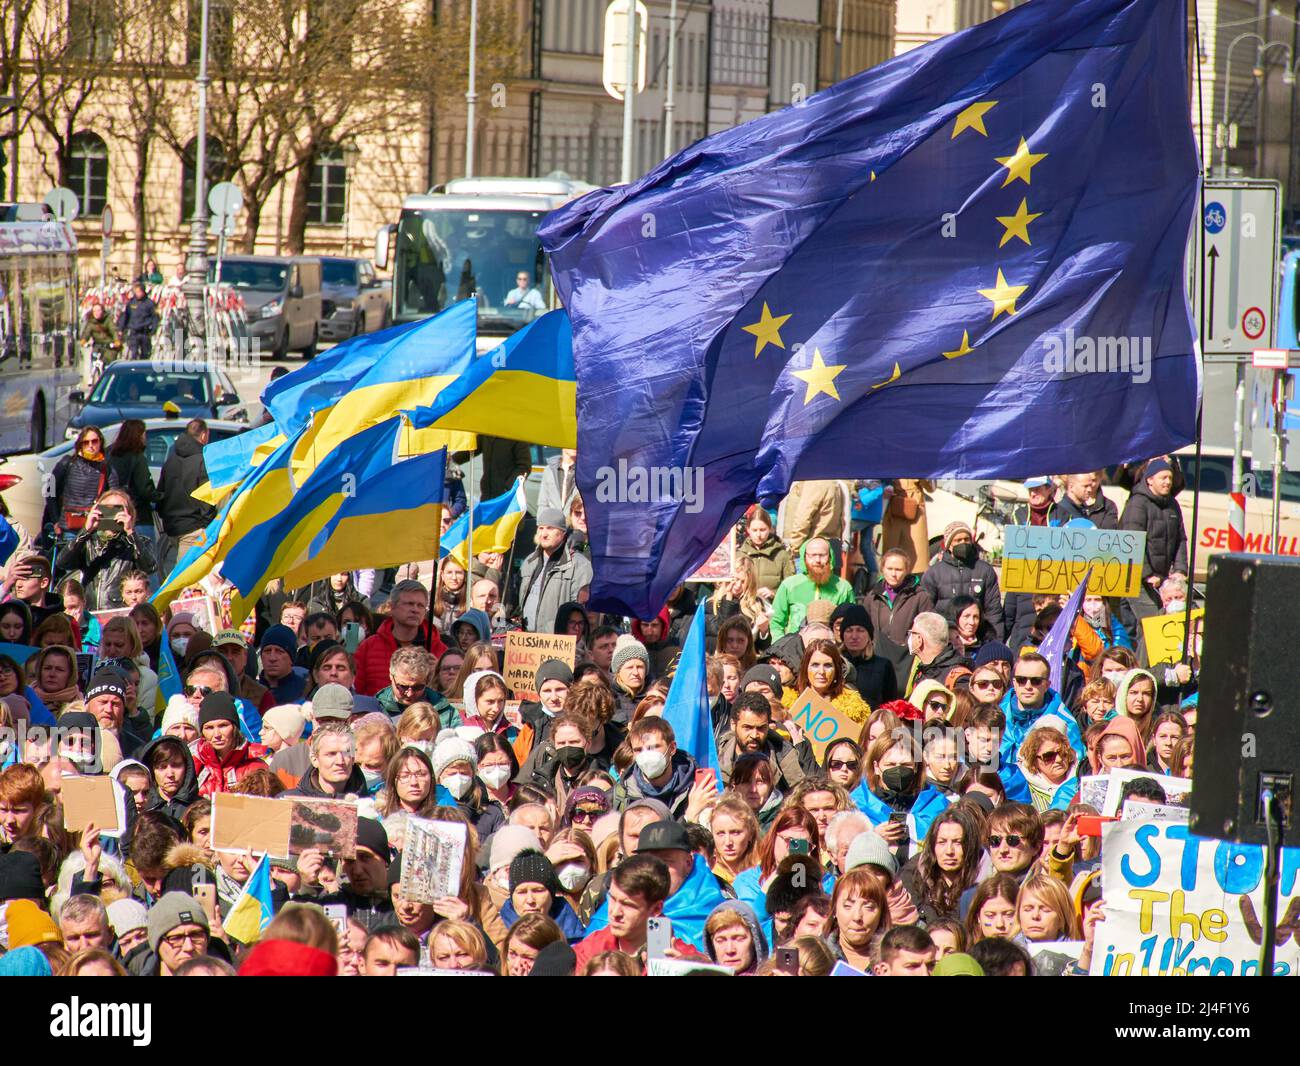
[612, 749, 697, 817]
[1114, 667, 1160, 740]
[716, 729, 813, 792]
[703, 899, 770, 975]
[1120, 481, 1188, 580]
[919, 547, 1005, 633]
[283, 762, 369, 799]
[998, 687, 1084, 768]
[632, 609, 679, 680]
[460, 668, 533, 764]
[140, 735, 200, 820]
[1088, 715, 1148, 774]
[768, 541, 855, 639]
[517, 535, 594, 633]
[354, 617, 448, 697]
[863, 573, 935, 649]
[156, 432, 215, 537]
[737, 536, 795, 596]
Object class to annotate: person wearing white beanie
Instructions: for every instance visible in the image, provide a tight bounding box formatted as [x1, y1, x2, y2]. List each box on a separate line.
[161, 695, 199, 744]
[105, 898, 149, 958]
[485, 824, 543, 899]
[430, 733, 478, 801]
[260, 704, 307, 751]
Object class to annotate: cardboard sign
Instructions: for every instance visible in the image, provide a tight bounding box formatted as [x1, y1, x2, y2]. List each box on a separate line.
[787, 687, 861, 763]
[686, 535, 736, 583]
[1121, 800, 1190, 823]
[289, 798, 358, 860]
[1000, 525, 1146, 597]
[502, 632, 577, 701]
[400, 817, 467, 904]
[60, 775, 122, 835]
[1140, 608, 1205, 668]
[647, 958, 732, 976]
[211, 793, 293, 857]
[1101, 769, 1192, 817]
[1092, 820, 1300, 975]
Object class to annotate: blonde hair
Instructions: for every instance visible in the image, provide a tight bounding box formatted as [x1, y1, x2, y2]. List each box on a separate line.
[396, 702, 441, 745]
[1016, 873, 1081, 940]
[262, 904, 340, 955]
[101, 616, 144, 659]
[430, 918, 488, 970]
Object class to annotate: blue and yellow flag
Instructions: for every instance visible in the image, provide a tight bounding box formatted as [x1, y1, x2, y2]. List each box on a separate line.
[405, 310, 576, 448]
[224, 853, 276, 944]
[439, 478, 527, 569]
[660, 601, 721, 785]
[539, 0, 1200, 618]
[154, 630, 182, 714]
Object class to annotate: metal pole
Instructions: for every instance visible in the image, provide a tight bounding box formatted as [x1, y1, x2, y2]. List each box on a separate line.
[663, 0, 678, 158]
[183, 0, 212, 357]
[834, 0, 844, 83]
[1272, 369, 1286, 551]
[1234, 360, 1248, 494]
[465, 0, 478, 179]
[621, 0, 638, 183]
[1222, 34, 1265, 173]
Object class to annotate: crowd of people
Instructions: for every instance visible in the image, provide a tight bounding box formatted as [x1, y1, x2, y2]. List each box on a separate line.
[0, 450, 1200, 977]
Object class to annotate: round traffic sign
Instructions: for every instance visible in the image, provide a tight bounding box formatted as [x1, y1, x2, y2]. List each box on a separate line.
[1242, 307, 1266, 340]
[101, 204, 114, 237]
[208, 181, 244, 218]
[43, 187, 79, 223]
[1204, 201, 1226, 234]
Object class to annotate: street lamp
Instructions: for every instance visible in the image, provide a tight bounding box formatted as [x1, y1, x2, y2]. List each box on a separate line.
[465, 0, 478, 178]
[183, 0, 212, 357]
[341, 142, 360, 256]
[1218, 33, 1292, 173]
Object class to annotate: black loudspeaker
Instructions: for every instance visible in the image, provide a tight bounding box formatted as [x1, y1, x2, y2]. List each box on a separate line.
[1189, 553, 1300, 846]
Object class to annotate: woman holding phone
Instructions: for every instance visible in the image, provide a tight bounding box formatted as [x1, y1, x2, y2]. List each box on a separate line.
[57, 490, 156, 610]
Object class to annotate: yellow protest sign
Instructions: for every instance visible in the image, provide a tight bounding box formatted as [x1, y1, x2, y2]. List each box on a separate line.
[1141, 608, 1205, 667]
[1000, 525, 1146, 597]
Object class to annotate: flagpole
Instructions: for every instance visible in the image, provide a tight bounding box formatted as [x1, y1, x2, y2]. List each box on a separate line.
[467, 450, 477, 575]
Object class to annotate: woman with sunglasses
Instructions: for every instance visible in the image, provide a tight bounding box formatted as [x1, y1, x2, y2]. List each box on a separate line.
[998, 651, 1084, 773]
[908, 679, 955, 721]
[823, 739, 864, 792]
[1016, 722, 1079, 812]
[967, 664, 1007, 705]
[43, 426, 109, 539]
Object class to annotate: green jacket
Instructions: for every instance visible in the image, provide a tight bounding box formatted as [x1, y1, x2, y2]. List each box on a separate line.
[768, 540, 853, 639]
[737, 536, 795, 596]
[80, 316, 120, 351]
[376, 684, 461, 730]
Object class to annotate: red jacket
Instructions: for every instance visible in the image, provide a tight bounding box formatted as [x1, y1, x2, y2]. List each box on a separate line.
[572, 927, 709, 973]
[194, 738, 272, 797]
[354, 618, 448, 697]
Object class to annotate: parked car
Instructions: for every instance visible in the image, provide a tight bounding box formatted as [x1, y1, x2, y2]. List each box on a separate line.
[65, 361, 248, 437]
[319, 257, 391, 342]
[6, 418, 247, 536]
[218, 255, 323, 358]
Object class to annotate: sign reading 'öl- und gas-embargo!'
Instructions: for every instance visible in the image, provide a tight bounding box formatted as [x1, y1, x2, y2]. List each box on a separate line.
[1000, 525, 1146, 597]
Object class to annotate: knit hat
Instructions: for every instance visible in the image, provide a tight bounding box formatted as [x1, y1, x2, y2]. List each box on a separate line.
[509, 850, 560, 894]
[943, 521, 974, 548]
[933, 952, 985, 976]
[562, 785, 612, 825]
[0, 945, 51, 976]
[162, 694, 200, 735]
[310, 683, 353, 720]
[610, 636, 649, 678]
[431, 733, 477, 778]
[534, 658, 574, 690]
[355, 818, 390, 864]
[57, 710, 98, 734]
[5, 899, 61, 948]
[106, 898, 149, 938]
[529, 940, 577, 976]
[198, 691, 239, 728]
[832, 603, 874, 636]
[740, 664, 783, 699]
[146, 891, 209, 953]
[803, 599, 835, 626]
[1144, 458, 1172, 479]
[489, 825, 543, 873]
[239, 939, 338, 976]
[166, 612, 195, 636]
[536, 507, 568, 530]
[262, 704, 307, 742]
[259, 624, 298, 657]
[973, 641, 1013, 668]
[844, 830, 900, 876]
[0, 851, 45, 902]
[85, 671, 126, 704]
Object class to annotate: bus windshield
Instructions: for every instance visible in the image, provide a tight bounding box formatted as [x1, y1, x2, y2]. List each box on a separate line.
[392, 208, 551, 331]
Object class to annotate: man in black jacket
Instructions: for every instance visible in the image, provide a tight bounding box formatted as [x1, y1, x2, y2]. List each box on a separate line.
[1119, 458, 1188, 631]
[116, 281, 159, 359]
[156, 418, 213, 577]
[1054, 471, 1120, 528]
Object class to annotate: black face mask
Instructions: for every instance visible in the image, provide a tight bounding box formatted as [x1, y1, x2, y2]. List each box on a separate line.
[881, 765, 917, 794]
[952, 542, 978, 566]
[555, 745, 588, 772]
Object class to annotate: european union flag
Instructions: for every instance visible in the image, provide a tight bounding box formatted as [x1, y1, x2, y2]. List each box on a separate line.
[540, 0, 1200, 617]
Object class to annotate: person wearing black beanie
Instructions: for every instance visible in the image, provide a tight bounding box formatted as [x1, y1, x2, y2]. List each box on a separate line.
[528, 939, 577, 976]
[193, 692, 270, 798]
[836, 603, 899, 707]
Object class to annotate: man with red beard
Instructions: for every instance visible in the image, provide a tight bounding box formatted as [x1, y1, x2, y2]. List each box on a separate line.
[769, 536, 855, 639]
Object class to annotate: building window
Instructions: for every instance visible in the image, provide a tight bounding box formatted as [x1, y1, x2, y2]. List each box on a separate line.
[67, 0, 115, 60]
[187, 0, 234, 65]
[180, 138, 227, 222]
[308, 148, 348, 225]
[68, 132, 108, 218]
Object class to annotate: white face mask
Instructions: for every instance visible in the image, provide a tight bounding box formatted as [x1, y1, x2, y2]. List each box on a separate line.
[171, 636, 190, 656]
[479, 766, 511, 790]
[556, 863, 591, 892]
[1164, 600, 1186, 615]
[442, 773, 473, 800]
[634, 748, 669, 779]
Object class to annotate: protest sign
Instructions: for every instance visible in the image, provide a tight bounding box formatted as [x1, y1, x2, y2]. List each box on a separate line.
[288, 798, 358, 859]
[1025, 941, 1084, 977]
[1091, 820, 1300, 975]
[1141, 609, 1205, 668]
[1000, 525, 1145, 597]
[1122, 801, 1190, 822]
[60, 775, 123, 836]
[1077, 775, 1110, 812]
[686, 535, 736, 583]
[786, 687, 861, 763]
[502, 632, 577, 701]
[1101, 769, 1192, 816]
[172, 593, 218, 636]
[647, 958, 732, 976]
[400, 817, 467, 904]
[211, 793, 293, 857]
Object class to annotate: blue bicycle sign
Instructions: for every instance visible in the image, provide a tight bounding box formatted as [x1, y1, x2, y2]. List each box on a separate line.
[1204, 201, 1227, 234]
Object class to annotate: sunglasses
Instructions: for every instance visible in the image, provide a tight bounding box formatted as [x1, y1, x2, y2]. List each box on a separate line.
[1037, 750, 1068, 764]
[987, 834, 1023, 849]
[828, 759, 860, 772]
[971, 678, 1003, 689]
[1013, 675, 1048, 687]
[184, 684, 216, 698]
[924, 699, 949, 712]
[571, 808, 602, 824]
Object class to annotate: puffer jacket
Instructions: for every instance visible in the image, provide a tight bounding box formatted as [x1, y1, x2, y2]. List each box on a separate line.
[140, 735, 200, 820]
[43, 452, 108, 529]
[1119, 481, 1187, 580]
[737, 536, 795, 597]
[919, 549, 1004, 633]
[193, 737, 272, 796]
[354, 617, 448, 696]
[58, 527, 157, 610]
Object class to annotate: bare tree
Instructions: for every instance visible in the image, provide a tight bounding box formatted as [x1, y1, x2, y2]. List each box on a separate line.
[0, 0, 39, 200]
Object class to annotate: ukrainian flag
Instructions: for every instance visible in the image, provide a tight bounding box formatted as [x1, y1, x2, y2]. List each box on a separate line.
[192, 422, 287, 507]
[439, 477, 527, 569]
[261, 299, 478, 465]
[219, 417, 434, 622]
[404, 309, 576, 449]
[224, 853, 276, 944]
[154, 631, 182, 713]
